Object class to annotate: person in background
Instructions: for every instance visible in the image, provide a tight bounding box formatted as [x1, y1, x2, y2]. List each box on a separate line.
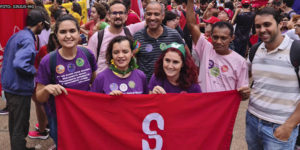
[71, 1, 82, 25]
[281, 0, 296, 19]
[231, 0, 255, 57]
[281, 13, 290, 33]
[149, 42, 201, 94]
[1, 8, 50, 150]
[162, 11, 184, 38]
[123, 0, 142, 26]
[91, 36, 148, 95]
[81, 2, 107, 39]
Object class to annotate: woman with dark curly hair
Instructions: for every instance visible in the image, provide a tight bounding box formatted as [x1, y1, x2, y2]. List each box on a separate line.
[149, 42, 201, 94]
[91, 36, 148, 95]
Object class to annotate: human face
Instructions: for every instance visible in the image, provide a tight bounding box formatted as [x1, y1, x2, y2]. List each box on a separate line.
[200, 2, 208, 11]
[211, 27, 233, 55]
[112, 40, 133, 71]
[218, 11, 229, 22]
[255, 15, 281, 44]
[166, 19, 177, 29]
[145, 3, 164, 31]
[163, 51, 183, 81]
[56, 20, 80, 49]
[295, 19, 300, 37]
[108, 4, 127, 28]
[35, 22, 44, 35]
[90, 7, 100, 21]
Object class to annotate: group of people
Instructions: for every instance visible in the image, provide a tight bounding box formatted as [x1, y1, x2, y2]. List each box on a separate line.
[1, 0, 300, 149]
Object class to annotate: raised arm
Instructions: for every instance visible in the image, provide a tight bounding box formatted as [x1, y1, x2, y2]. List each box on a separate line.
[186, 0, 201, 45]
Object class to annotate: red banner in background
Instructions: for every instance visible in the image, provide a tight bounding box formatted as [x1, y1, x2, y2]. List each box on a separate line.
[56, 89, 241, 150]
[0, 0, 27, 95]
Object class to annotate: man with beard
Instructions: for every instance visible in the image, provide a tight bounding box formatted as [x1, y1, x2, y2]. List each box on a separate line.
[88, 0, 145, 74]
[1, 8, 50, 150]
[246, 7, 300, 150]
[133, 1, 185, 80]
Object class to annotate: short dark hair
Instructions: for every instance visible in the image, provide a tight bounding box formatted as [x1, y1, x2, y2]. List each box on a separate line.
[122, 0, 131, 11]
[174, 0, 187, 5]
[211, 21, 234, 37]
[72, 2, 82, 16]
[106, 36, 134, 65]
[283, 0, 294, 7]
[255, 7, 281, 24]
[109, 0, 127, 12]
[54, 14, 80, 34]
[225, 1, 234, 10]
[163, 11, 177, 25]
[200, 0, 209, 5]
[26, 7, 50, 29]
[93, 2, 107, 19]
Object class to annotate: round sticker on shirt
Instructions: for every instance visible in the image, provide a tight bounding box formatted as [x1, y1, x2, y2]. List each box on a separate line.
[119, 83, 128, 92]
[56, 65, 65, 74]
[76, 58, 84, 67]
[145, 44, 153, 52]
[210, 67, 220, 77]
[221, 65, 229, 73]
[208, 60, 214, 69]
[67, 63, 76, 73]
[109, 83, 118, 91]
[160, 43, 167, 51]
[128, 81, 136, 89]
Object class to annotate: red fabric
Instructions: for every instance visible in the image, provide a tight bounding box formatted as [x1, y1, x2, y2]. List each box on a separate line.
[130, 0, 143, 18]
[56, 89, 241, 150]
[34, 45, 48, 70]
[125, 10, 141, 26]
[84, 20, 96, 39]
[0, 0, 27, 95]
[250, 34, 259, 45]
[179, 11, 200, 30]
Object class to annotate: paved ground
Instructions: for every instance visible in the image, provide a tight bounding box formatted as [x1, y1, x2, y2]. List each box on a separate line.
[0, 98, 248, 150]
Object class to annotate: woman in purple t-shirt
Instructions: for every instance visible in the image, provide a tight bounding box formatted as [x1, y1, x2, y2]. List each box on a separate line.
[91, 36, 148, 95]
[149, 42, 201, 94]
[34, 15, 97, 146]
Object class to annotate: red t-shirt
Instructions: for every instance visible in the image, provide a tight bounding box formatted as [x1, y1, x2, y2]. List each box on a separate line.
[84, 20, 96, 39]
[125, 10, 141, 26]
[34, 45, 48, 70]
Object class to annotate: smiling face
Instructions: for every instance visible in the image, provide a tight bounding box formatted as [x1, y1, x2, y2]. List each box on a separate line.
[211, 27, 233, 55]
[108, 4, 127, 28]
[145, 3, 164, 31]
[112, 40, 133, 71]
[163, 51, 183, 81]
[255, 14, 281, 44]
[56, 20, 80, 49]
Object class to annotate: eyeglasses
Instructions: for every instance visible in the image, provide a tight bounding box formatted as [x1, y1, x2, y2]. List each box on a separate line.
[110, 11, 126, 16]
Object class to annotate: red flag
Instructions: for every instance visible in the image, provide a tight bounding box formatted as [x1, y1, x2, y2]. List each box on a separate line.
[130, 0, 144, 19]
[0, 0, 27, 95]
[56, 89, 241, 150]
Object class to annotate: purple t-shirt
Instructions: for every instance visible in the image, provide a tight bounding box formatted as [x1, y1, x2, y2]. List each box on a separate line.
[91, 68, 148, 94]
[148, 75, 201, 93]
[36, 47, 97, 90]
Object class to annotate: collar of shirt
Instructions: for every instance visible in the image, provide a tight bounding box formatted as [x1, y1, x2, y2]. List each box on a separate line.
[260, 35, 291, 54]
[143, 25, 168, 40]
[24, 27, 36, 41]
